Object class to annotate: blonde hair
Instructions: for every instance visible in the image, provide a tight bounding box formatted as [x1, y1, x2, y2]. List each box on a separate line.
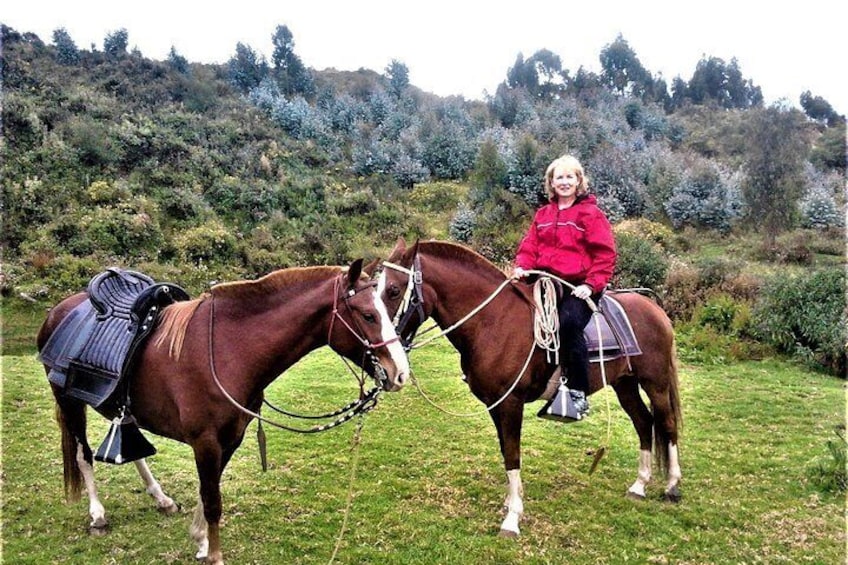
[544, 155, 589, 201]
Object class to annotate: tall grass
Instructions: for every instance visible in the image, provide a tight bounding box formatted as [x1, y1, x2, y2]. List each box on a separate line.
[2, 339, 844, 564]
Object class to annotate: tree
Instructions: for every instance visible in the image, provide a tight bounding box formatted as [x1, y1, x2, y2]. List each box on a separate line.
[103, 28, 128, 58]
[167, 46, 190, 75]
[271, 25, 314, 96]
[809, 121, 847, 172]
[741, 106, 808, 245]
[228, 42, 268, 93]
[599, 34, 652, 99]
[505, 50, 565, 100]
[52, 27, 79, 65]
[385, 59, 409, 99]
[800, 91, 842, 127]
[687, 56, 761, 109]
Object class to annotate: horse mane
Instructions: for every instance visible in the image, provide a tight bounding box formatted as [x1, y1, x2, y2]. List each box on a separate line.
[153, 296, 207, 360]
[419, 240, 507, 281]
[211, 266, 343, 301]
[153, 266, 345, 359]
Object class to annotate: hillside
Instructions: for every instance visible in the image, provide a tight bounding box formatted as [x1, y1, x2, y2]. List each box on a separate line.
[1, 24, 845, 374]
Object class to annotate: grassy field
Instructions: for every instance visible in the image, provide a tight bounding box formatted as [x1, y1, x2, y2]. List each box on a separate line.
[2, 314, 845, 565]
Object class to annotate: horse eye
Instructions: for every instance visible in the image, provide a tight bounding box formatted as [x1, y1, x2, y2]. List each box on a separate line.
[387, 285, 401, 299]
[363, 313, 377, 323]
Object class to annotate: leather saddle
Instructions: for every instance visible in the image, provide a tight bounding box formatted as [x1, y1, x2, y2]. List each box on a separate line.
[39, 268, 190, 416]
[586, 294, 642, 363]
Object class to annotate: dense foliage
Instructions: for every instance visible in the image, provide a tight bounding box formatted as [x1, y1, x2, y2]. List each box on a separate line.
[2, 24, 845, 373]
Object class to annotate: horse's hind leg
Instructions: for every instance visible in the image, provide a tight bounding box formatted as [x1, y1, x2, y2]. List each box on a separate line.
[134, 459, 179, 514]
[55, 395, 109, 533]
[611, 375, 654, 500]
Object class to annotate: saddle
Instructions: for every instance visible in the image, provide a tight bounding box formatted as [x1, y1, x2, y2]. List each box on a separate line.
[39, 268, 190, 415]
[586, 294, 642, 363]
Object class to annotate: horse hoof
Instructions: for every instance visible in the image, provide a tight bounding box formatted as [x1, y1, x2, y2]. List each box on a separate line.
[158, 502, 180, 515]
[498, 529, 519, 539]
[662, 487, 682, 503]
[88, 524, 109, 537]
[625, 491, 646, 501]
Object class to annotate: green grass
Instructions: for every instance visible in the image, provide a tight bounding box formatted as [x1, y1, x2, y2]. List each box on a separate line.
[2, 330, 845, 564]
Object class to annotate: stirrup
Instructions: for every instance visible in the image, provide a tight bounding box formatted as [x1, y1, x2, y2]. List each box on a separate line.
[537, 384, 584, 422]
[94, 410, 156, 464]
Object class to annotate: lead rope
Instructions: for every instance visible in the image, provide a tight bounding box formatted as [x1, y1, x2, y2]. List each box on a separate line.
[327, 412, 366, 565]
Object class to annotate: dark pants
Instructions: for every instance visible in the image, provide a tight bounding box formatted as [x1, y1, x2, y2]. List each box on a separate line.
[557, 291, 595, 393]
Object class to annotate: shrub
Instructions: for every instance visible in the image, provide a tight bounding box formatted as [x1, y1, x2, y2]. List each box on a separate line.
[449, 205, 476, 243]
[173, 221, 239, 265]
[752, 268, 847, 375]
[806, 428, 847, 494]
[611, 232, 669, 290]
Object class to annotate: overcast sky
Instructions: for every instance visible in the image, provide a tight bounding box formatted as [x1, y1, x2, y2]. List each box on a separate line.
[3, 1, 845, 115]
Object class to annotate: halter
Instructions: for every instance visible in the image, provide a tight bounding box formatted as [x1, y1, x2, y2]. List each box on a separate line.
[206, 272, 397, 434]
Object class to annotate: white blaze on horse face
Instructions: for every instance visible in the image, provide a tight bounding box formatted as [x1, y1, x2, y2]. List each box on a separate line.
[369, 287, 410, 389]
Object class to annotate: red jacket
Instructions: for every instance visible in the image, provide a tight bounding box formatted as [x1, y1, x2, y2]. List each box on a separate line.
[514, 195, 616, 293]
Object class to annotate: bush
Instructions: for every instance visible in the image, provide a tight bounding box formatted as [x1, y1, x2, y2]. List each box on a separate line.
[752, 268, 847, 375]
[611, 232, 669, 290]
[806, 428, 847, 494]
[173, 221, 239, 265]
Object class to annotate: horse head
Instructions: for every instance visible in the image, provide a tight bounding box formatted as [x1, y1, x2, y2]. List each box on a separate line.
[374, 238, 434, 347]
[330, 258, 410, 392]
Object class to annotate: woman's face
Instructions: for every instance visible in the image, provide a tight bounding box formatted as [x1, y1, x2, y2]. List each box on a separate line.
[551, 165, 579, 203]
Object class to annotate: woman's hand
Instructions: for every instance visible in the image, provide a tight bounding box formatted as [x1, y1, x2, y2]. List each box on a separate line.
[511, 267, 528, 280]
[571, 284, 592, 300]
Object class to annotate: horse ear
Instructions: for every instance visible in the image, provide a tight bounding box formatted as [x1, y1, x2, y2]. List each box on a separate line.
[347, 258, 364, 287]
[387, 237, 406, 262]
[407, 239, 421, 263]
[362, 257, 380, 277]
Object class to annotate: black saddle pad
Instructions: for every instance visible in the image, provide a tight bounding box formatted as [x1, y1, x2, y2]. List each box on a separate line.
[39, 268, 189, 412]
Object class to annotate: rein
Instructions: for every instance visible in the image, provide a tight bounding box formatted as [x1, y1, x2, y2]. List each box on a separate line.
[205, 275, 387, 434]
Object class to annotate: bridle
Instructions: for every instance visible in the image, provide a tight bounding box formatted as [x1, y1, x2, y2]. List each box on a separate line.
[378, 252, 535, 416]
[207, 272, 399, 433]
[378, 254, 426, 350]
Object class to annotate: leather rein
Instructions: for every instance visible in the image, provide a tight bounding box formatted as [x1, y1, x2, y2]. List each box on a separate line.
[206, 273, 394, 434]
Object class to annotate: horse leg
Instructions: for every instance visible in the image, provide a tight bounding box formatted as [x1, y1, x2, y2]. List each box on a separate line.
[490, 400, 525, 537]
[54, 395, 109, 533]
[133, 459, 179, 514]
[190, 498, 210, 561]
[611, 375, 654, 500]
[72, 443, 108, 534]
[639, 377, 683, 502]
[190, 438, 241, 564]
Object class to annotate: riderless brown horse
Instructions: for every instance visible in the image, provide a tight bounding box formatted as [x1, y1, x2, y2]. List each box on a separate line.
[37, 260, 410, 564]
[375, 239, 681, 536]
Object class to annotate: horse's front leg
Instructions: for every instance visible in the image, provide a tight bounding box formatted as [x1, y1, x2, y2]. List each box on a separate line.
[191, 441, 225, 565]
[490, 399, 525, 537]
[133, 459, 179, 514]
[75, 443, 108, 534]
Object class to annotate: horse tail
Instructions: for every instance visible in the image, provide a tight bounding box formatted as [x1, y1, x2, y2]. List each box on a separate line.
[55, 402, 83, 503]
[653, 336, 683, 477]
